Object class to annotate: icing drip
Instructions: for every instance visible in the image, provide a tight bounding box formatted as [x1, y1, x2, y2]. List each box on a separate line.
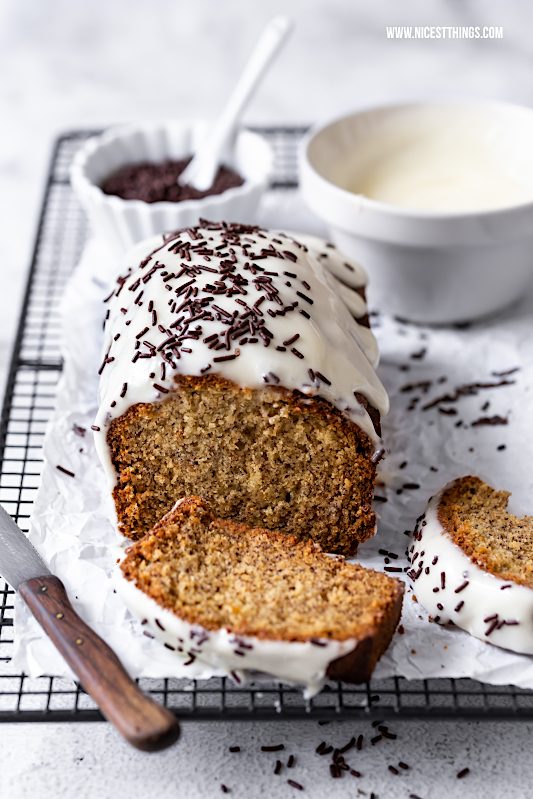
[289, 233, 376, 357]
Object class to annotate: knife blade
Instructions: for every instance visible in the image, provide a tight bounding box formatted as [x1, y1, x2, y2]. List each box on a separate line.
[0, 503, 179, 751]
[0, 503, 51, 590]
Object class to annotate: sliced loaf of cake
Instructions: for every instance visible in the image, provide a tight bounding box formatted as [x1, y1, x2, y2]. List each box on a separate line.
[408, 476, 533, 654]
[94, 221, 389, 554]
[118, 496, 404, 695]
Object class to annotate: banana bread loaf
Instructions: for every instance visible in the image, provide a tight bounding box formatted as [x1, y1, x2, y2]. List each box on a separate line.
[94, 221, 388, 554]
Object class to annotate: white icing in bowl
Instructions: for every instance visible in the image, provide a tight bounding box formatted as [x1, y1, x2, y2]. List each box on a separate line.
[300, 101, 533, 322]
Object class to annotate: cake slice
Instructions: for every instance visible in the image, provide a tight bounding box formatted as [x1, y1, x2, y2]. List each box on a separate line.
[118, 497, 403, 695]
[93, 221, 389, 554]
[408, 476, 533, 654]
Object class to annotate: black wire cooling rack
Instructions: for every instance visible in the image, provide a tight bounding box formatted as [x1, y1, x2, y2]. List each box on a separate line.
[1, 128, 533, 724]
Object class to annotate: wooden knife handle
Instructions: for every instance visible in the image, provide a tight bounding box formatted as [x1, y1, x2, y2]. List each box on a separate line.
[19, 575, 179, 751]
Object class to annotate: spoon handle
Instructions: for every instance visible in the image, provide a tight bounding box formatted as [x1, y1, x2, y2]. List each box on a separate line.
[182, 16, 292, 190]
[217, 16, 293, 138]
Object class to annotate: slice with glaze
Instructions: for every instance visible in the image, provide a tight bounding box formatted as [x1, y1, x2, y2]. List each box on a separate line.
[408, 475, 533, 654]
[118, 496, 404, 696]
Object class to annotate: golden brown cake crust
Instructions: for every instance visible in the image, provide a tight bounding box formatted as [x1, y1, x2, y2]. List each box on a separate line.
[437, 475, 533, 588]
[107, 373, 379, 554]
[121, 496, 403, 682]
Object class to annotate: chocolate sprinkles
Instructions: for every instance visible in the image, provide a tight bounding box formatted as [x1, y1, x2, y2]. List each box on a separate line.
[454, 580, 469, 594]
[56, 465, 75, 478]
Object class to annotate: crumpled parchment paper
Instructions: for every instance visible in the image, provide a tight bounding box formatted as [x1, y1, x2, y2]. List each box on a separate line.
[12, 191, 533, 687]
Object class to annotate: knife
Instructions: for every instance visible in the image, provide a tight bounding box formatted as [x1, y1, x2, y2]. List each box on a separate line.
[0, 504, 179, 751]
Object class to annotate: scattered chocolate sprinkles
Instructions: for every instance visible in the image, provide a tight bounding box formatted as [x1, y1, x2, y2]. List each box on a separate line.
[454, 580, 469, 594]
[315, 371, 331, 386]
[338, 737, 356, 754]
[492, 366, 520, 377]
[471, 415, 508, 427]
[296, 290, 313, 305]
[438, 407, 457, 416]
[410, 347, 427, 360]
[287, 779, 304, 790]
[283, 334, 300, 347]
[56, 465, 75, 478]
[422, 378, 515, 411]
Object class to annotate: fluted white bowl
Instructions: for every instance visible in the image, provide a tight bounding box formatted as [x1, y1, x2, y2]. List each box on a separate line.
[71, 120, 273, 257]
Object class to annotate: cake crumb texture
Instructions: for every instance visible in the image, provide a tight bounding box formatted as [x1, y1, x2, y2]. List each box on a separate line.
[108, 374, 378, 554]
[121, 496, 403, 659]
[438, 475, 533, 587]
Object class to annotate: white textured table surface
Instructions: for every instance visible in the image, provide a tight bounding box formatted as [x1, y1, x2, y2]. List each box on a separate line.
[2, 719, 532, 798]
[2, 0, 533, 796]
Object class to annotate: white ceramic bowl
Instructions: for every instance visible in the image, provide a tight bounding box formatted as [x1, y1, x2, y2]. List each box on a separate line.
[71, 120, 273, 257]
[300, 102, 533, 324]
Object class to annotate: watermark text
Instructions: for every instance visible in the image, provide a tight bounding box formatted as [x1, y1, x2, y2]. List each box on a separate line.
[386, 26, 503, 40]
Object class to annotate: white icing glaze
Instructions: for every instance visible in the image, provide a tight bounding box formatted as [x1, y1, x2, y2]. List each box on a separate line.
[289, 232, 378, 363]
[93, 223, 388, 484]
[408, 485, 533, 655]
[114, 564, 359, 698]
[292, 233, 367, 289]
